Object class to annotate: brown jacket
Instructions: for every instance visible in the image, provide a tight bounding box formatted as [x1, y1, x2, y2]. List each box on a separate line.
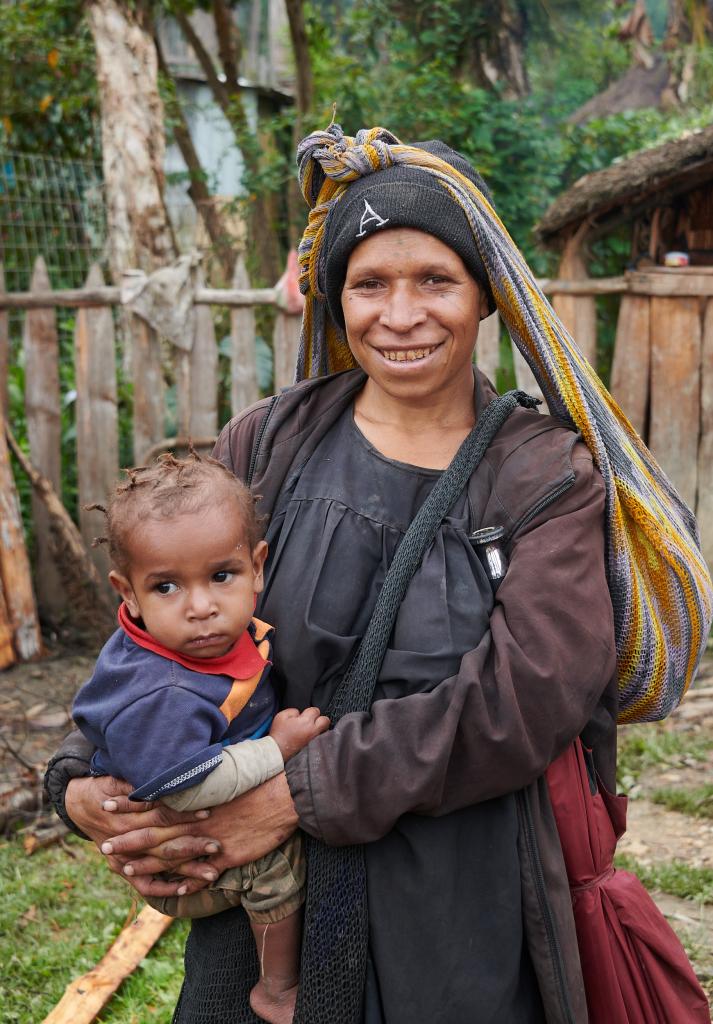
[213, 366, 618, 1023]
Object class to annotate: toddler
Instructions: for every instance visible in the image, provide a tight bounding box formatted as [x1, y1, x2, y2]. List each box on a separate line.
[72, 453, 329, 1024]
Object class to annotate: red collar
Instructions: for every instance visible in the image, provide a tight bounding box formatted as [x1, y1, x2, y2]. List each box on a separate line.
[118, 603, 270, 679]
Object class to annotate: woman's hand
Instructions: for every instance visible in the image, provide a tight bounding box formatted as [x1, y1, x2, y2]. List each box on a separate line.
[65, 775, 220, 898]
[100, 774, 299, 897]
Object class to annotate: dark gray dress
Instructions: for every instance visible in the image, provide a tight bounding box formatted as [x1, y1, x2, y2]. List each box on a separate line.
[259, 406, 544, 1023]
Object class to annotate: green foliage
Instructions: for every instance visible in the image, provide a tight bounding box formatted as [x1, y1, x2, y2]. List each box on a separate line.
[615, 853, 713, 904]
[617, 725, 713, 794]
[650, 785, 713, 819]
[0, 1, 99, 159]
[0, 835, 188, 1023]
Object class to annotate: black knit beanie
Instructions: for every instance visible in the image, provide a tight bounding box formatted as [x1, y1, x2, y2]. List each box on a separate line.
[322, 140, 496, 328]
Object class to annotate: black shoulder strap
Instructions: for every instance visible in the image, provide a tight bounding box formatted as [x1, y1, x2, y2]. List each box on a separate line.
[328, 389, 536, 721]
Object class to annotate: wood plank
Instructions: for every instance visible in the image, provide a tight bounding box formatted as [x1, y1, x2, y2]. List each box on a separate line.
[23, 256, 64, 620]
[552, 244, 597, 366]
[698, 299, 713, 572]
[230, 257, 259, 416]
[131, 316, 164, 465]
[649, 296, 701, 509]
[0, 422, 42, 661]
[0, 264, 8, 418]
[74, 264, 118, 592]
[628, 271, 713, 297]
[42, 906, 172, 1024]
[0, 285, 279, 310]
[273, 312, 301, 391]
[475, 310, 500, 384]
[0, 574, 14, 669]
[609, 295, 651, 437]
[190, 268, 218, 439]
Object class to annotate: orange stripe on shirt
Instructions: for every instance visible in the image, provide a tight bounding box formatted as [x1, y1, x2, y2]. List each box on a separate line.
[219, 669, 265, 724]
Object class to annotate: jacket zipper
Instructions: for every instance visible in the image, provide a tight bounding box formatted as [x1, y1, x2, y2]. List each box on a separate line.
[517, 789, 575, 1024]
[504, 476, 574, 545]
[247, 394, 280, 487]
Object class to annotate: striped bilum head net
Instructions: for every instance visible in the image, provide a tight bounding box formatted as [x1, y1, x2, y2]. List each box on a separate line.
[295, 123, 713, 723]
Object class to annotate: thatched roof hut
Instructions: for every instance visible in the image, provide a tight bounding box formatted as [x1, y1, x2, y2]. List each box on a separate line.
[536, 125, 713, 261]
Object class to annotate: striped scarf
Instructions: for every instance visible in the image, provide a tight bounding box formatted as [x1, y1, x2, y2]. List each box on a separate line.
[294, 123, 712, 723]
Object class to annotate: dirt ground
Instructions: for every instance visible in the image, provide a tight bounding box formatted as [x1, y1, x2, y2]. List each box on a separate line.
[1, 643, 713, 1004]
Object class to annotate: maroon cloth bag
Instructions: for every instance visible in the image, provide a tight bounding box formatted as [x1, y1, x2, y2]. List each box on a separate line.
[545, 739, 711, 1023]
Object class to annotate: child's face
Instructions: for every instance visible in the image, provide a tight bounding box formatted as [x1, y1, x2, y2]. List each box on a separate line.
[109, 504, 268, 659]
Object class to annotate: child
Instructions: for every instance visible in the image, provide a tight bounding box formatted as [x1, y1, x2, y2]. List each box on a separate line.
[72, 453, 329, 1024]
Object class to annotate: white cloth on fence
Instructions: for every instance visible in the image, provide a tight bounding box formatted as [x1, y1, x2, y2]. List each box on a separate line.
[120, 252, 200, 351]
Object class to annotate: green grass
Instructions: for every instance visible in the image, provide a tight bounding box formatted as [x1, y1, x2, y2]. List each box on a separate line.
[617, 725, 713, 793]
[615, 853, 713, 904]
[0, 835, 188, 1024]
[650, 785, 713, 820]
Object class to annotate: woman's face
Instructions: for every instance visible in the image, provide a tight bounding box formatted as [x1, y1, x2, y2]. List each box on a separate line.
[341, 228, 489, 405]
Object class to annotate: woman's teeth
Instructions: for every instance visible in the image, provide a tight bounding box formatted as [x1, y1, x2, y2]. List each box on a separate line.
[382, 346, 436, 362]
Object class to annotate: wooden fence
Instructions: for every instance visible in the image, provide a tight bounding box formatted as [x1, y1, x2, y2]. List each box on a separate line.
[0, 259, 711, 668]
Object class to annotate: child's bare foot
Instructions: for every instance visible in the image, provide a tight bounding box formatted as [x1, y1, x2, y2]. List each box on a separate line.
[269, 706, 330, 761]
[249, 979, 297, 1024]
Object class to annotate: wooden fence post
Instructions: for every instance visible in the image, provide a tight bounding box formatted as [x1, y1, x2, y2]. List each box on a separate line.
[230, 257, 259, 416]
[74, 264, 119, 592]
[609, 295, 651, 438]
[0, 423, 42, 662]
[510, 340, 546, 406]
[475, 310, 500, 384]
[190, 268, 218, 441]
[0, 264, 8, 419]
[552, 233, 597, 366]
[698, 300, 713, 572]
[23, 255, 64, 620]
[273, 252, 304, 392]
[649, 295, 701, 509]
[131, 316, 164, 464]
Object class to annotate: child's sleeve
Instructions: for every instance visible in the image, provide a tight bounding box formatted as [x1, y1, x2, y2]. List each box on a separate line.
[161, 736, 284, 810]
[99, 686, 230, 799]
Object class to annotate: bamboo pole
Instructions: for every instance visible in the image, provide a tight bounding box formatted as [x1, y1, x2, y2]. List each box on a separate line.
[42, 906, 172, 1024]
[23, 256, 64, 619]
[190, 267, 218, 439]
[0, 424, 42, 662]
[74, 264, 119, 593]
[230, 257, 259, 416]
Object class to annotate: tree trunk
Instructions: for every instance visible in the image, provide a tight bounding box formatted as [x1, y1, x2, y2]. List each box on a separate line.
[468, 1, 529, 98]
[87, 0, 177, 281]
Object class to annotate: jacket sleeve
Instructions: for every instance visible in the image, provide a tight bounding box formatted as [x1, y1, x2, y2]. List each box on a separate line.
[98, 686, 228, 794]
[285, 444, 617, 846]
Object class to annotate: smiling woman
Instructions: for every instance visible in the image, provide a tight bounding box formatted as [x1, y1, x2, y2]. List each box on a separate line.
[46, 124, 712, 1024]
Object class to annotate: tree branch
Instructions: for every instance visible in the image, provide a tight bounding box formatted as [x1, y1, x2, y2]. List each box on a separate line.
[212, 0, 241, 91]
[284, 0, 313, 115]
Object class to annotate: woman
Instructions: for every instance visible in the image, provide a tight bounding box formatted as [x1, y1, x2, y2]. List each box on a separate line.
[47, 126, 710, 1023]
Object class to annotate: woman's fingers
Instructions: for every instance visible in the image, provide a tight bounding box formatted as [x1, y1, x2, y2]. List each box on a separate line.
[121, 855, 220, 882]
[102, 823, 219, 859]
[124, 873, 212, 899]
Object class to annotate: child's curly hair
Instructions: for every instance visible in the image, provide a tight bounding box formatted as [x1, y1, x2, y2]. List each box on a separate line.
[89, 450, 264, 574]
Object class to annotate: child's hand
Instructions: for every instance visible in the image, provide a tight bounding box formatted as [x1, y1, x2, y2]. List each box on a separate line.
[269, 707, 330, 761]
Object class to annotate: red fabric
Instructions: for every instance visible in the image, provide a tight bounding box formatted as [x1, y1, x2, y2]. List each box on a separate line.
[117, 603, 269, 680]
[546, 740, 711, 1023]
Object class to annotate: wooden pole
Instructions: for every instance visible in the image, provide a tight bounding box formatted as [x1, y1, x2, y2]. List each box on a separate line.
[230, 257, 259, 416]
[189, 268, 218, 439]
[0, 285, 279, 309]
[0, 264, 8, 419]
[74, 264, 119, 593]
[42, 905, 172, 1024]
[609, 295, 651, 438]
[698, 300, 713, 572]
[649, 296, 701, 509]
[23, 256, 64, 620]
[552, 235, 597, 366]
[0, 424, 42, 662]
[273, 252, 303, 391]
[5, 423, 116, 639]
[475, 311, 500, 384]
[131, 316, 164, 465]
[0, 579, 14, 670]
[510, 340, 546, 406]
